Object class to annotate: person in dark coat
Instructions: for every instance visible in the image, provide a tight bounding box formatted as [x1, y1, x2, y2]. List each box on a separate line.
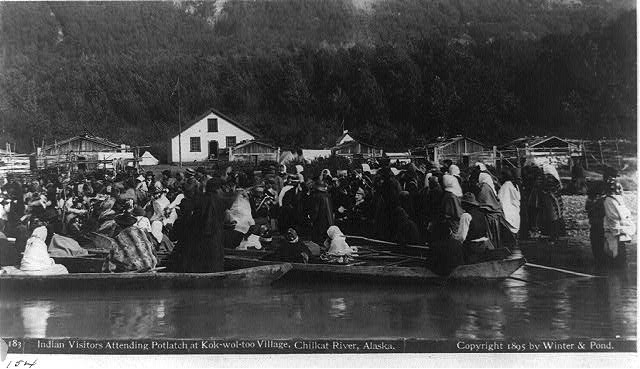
[440, 174, 464, 240]
[183, 178, 226, 272]
[373, 167, 402, 240]
[309, 179, 335, 244]
[269, 228, 311, 263]
[459, 193, 492, 264]
[585, 181, 606, 268]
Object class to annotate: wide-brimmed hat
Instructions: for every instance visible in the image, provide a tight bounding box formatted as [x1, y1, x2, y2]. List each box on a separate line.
[461, 192, 480, 206]
[285, 228, 298, 243]
[115, 212, 137, 227]
[184, 168, 196, 176]
[132, 206, 145, 217]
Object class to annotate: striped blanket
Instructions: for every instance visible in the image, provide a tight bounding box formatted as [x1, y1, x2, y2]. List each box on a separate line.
[107, 227, 158, 272]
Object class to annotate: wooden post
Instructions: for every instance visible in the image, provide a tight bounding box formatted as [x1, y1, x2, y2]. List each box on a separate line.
[492, 146, 497, 168]
[582, 140, 588, 170]
[598, 140, 604, 165]
[615, 140, 621, 168]
[433, 148, 439, 167]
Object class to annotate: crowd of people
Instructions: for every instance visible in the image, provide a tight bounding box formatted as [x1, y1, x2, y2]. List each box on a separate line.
[0, 157, 634, 275]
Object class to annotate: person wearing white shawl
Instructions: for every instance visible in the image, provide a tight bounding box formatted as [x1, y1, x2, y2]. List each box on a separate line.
[543, 163, 561, 188]
[440, 175, 464, 236]
[20, 226, 68, 275]
[540, 163, 565, 241]
[323, 226, 356, 256]
[498, 170, 521, 235]
[603, 180, 635, 262]
[442, 174, 463, 197]
[226, 191, 255, 235]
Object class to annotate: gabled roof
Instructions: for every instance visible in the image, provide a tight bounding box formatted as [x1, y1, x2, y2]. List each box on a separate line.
[42, 134, 122, 151]
[502, 136, 572, 149]
[332, 138, 382, 151]
[335, 130, 355, 146]
[232, 140, 278, 151]
[141, 151, 157, 158]
[176, 108, 260, 138]
[426, 136, 488, 149]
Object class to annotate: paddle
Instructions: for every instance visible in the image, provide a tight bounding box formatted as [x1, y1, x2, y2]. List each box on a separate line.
[346, 235, 429, 250]
[355, 245, 426, 262]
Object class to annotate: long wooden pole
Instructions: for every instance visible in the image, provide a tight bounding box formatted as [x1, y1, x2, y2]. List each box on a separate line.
[525, 262, 597, 278]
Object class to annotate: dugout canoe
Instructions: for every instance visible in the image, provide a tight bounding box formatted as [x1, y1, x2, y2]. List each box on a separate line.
[224, 255, 526, 284]
[0, 263, 292, 292]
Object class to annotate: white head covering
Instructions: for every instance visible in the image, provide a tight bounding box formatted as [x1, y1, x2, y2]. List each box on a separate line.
[326, 226, 353, 256]
[151, 221, 164, 243]
[321, 169, 331, 177]
[295, 165, 304, 174]
[424, 172, 433, 189]
[390, 168, 400, 176]
[442, 174, 463, 197]
[31, 226, 48, 241]
[478, 172, 496, 195]
[448, 164, 460, 177]
[21, 226, 53, 271]
[361, 164, 371, 173]
[476, 162, 487, 171]
[543, 163, 561, 183]
[134, 216, 152, 233]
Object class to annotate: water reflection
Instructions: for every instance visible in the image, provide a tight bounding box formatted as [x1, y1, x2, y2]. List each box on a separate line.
[1, 273, 635, 339]
[21, 301, 51, 337]
[329, 297, 347, 318]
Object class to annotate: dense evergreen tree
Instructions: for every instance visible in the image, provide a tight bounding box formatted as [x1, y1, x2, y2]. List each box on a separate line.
[0, 1, 635, 160]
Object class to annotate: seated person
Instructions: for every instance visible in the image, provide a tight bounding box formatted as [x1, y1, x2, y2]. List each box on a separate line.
[457, 193, 495, 264]
[20, 226, 68, 275]
[268, 228, 311, 263]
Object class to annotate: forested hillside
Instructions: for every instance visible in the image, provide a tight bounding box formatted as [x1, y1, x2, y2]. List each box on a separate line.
[0, 0, 635, 160]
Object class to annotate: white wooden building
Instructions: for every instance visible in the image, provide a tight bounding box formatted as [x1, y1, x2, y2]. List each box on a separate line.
[168, 108, 258, 164]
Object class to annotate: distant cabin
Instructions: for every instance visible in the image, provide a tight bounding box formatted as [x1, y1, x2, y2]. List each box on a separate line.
[169, 108, 258, 164]
[36, 134, 133, 170]
[331, 130, 383, 158]
[422, 136, 493, 166]
[501, 136, 581, 167]
[229, 140, 279, 165]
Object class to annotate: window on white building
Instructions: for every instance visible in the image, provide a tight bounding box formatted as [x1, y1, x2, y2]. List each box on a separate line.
[190, 137, 201, 152]
[208, 118, 218, 132]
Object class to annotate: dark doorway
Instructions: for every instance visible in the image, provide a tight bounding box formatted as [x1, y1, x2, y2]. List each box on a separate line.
[208, 140, 219, 159]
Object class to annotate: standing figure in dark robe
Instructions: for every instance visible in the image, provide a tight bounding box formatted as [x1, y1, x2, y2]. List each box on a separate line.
[309, 179, 335, 244]
[373, 167, 402, 240]
[439, 174, 464, 240]
[540, 164, 565, 242]
[476, 172, 506, 249]
[183, 178, 226, 272]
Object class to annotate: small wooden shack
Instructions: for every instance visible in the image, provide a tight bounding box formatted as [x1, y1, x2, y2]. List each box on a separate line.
[422, 136, 493, 167]
[229, 140, 280, 164]
[36, 134, 134, 170]
[501, 136, 580, 168]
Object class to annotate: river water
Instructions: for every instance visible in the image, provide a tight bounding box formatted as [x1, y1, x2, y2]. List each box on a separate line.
[0, 266, 636, 340]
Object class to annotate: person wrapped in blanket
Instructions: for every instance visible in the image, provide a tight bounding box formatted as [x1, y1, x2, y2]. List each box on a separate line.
[602, 178, 635, 268]
[106, 212, 158, 272]
[19, 226, 68, 275]
[540, 163, 566, 243]
[321, 226, 357, 264]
